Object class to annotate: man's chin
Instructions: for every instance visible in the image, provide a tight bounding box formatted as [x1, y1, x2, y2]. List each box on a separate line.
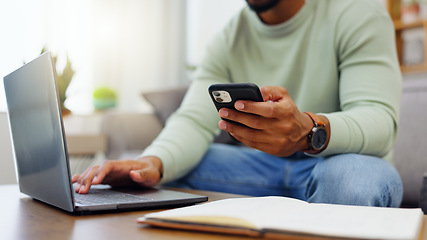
[246, 0, 281, 13]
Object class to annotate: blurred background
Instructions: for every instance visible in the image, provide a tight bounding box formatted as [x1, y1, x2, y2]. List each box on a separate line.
[2, 0, 427, 114]
[0, 0, 244, 114]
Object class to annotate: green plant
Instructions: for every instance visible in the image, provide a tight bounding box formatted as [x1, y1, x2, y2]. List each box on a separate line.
[41, 48, 75, 114]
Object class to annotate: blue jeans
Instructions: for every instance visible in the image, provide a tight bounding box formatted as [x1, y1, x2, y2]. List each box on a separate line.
[166, 144, 403, 207]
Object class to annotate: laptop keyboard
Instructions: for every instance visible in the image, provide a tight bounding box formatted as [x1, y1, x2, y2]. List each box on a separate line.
[74, 189, 153, 206]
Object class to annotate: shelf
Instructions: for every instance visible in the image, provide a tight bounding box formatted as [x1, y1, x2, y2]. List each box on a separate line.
[394, 19, 427, 31]
[387, 0, 427, 72]
[401, 63, 427, 73]
[393, 19, 427, 72]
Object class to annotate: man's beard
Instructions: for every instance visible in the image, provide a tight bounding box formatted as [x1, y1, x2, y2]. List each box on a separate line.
[245, 0, 281, 13]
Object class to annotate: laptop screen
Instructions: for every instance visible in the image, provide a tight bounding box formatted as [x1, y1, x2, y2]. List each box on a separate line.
[4, 53, 74, 212]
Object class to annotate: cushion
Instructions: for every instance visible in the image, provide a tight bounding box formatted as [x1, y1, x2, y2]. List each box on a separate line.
[142, 87, 239, 145]
[393, 78, 427, 207]
[142, 87, 189, 126]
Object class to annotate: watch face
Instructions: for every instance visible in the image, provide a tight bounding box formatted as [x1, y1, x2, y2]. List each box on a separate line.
[312, 127, 327, 150]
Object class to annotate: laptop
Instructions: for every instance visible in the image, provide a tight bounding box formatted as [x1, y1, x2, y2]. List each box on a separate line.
[3, 52, 207, 213]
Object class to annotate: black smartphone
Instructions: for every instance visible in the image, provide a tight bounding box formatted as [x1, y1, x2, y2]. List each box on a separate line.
[208, 83, 263, 112]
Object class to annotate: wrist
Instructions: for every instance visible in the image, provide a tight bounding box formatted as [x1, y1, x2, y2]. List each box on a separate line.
[138, 156, 163, 178]
[298, 112, 314, 151]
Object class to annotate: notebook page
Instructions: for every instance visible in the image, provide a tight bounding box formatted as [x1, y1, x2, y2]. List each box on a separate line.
[142, 196, 308, 229]
[142, 196, 423, 240]
[265, 202, 423, 240]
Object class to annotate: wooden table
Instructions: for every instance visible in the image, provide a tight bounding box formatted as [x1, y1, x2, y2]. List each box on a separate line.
[1, 184, 425, 240]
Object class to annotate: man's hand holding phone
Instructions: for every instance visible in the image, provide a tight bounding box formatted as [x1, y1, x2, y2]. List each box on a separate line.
[212, 84, 318, 157]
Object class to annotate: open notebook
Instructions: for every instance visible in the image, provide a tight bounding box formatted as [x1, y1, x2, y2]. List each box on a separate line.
[139, 196, 424, 240]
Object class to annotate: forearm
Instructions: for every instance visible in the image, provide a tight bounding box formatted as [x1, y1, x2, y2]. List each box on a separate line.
[140, 80, 222, 184]
[319, 105, 398, 161]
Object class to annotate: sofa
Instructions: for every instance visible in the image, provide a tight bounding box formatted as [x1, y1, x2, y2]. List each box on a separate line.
[100, 78, 427, 210]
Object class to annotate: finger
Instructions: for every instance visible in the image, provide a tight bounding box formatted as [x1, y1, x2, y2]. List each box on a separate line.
[71, 174, 80, 183]
[87, 161, 116, 186]
[231, 133, 289, 156]
[219, 120, 270, 143]
[231, 133, 265, 149]
[234, 100, 281, 118]
[74, 167, 93, 192]
[260, 86, 288, 102]
[72, 174, 82, 193]
[91, 164, 113, 185]
[76, 165, 103, 194]
[234, 86, 290, 118]
[219, 108, 271, 130]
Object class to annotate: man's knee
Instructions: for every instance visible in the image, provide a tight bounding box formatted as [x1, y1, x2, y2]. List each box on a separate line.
[306, 154, 403, 207]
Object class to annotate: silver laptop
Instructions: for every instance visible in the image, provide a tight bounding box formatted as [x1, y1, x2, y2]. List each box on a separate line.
[3, 52, 207, 213]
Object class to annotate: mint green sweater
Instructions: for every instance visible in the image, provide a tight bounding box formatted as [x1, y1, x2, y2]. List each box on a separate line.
[142, 0, 402, 183]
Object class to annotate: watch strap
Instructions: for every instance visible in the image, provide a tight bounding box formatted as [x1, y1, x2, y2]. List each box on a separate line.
[304, 112, 325, 127]
[303, 112, 328, 154]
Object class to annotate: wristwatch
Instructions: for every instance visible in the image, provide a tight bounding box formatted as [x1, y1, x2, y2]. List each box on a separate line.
[303, 112, 328, 154]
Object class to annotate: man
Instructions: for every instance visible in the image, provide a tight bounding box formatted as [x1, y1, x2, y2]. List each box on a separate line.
[73, 0, 403, 207]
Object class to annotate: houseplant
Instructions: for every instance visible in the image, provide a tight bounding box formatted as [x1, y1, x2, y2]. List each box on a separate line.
[41, 48, 75, 116]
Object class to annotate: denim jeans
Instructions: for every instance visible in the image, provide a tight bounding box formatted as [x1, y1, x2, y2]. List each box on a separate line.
[166, 143, 403, 207]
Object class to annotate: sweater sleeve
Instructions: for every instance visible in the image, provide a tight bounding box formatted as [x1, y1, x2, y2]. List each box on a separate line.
[318, 4, 402, 161]
[140, 32, 231, 184]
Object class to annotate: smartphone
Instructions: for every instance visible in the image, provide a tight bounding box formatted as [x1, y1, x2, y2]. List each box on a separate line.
[208, 83, 263, 112]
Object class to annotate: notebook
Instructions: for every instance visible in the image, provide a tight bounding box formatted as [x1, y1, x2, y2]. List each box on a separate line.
[139, 196, 424, 240]
[3, 52, 207, 213]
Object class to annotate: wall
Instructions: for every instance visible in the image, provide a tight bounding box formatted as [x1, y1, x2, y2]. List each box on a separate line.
[186, 0, 245, 67]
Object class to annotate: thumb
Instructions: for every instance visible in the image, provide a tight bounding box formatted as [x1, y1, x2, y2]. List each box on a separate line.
[260, 86, 288, 102]
[129, 168, 160, 187]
